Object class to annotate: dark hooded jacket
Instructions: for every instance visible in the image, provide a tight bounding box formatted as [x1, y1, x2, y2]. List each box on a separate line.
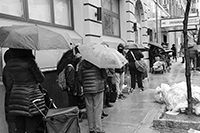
[126, 49, 144, 70]
[115, 43, 126, 74]
[78, 60, 106, 94]
[3, 48, 45, 117]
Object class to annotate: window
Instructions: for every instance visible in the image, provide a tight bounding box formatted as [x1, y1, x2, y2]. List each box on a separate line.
[102, 0, 120, 37]
[28, 0, 51, 23]
[135, 30, 138, 43]
[0, 0, 73, 29]
[0, 0, 24, 17]
[53, 0, 72, 27]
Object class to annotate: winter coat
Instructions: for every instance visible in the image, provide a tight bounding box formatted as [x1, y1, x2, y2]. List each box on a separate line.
[78, 60, 106, 94]
[189, 46, 198, 59]
[115, 44, 126, 74]
[126, 49, 144, 70]
[3, 55, 45, 117]
[171, 46, 177, 56]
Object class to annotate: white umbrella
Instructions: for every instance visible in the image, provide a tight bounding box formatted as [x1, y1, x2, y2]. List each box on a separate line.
[78, 43, 128, 68]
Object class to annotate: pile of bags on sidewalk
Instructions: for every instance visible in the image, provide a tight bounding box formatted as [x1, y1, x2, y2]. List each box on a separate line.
[154, 82, 200, 115]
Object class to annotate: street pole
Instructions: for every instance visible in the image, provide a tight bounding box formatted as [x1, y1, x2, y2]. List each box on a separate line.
[183, 0, 192, 115]
[156, 0, 159, 43]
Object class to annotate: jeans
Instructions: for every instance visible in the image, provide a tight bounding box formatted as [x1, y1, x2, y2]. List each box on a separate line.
[114, 72, 125, 96]
[84, 92, 104, 132]
[130, 69, 143, 89]
[15, 115, 43, 133]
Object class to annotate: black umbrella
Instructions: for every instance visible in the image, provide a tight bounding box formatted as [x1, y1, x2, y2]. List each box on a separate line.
[125, 43, 149, 51]
[148, 42, 165, 51]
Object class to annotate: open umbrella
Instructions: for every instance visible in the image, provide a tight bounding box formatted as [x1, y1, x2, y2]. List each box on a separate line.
[148, 41, 164, 51]
[125, 43, 149, 51]
[0, 25, 73, 50]
[77, 43, 128, 68]
[163, 49, 173, 54]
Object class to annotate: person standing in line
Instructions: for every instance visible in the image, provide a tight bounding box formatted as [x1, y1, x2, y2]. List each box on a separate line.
[188, 44, 198, 70]
[179, 43, 185, 63]
[78, 59, 107, 133]
[126, 45, 144, 91]
[2, 49, 16, 133]
[3, 48, 45, 133]
[114, 43, 126, 99]
[104, 68, 114, 107]
[57, 46, 82, 107]
[171, 44, 177, 62]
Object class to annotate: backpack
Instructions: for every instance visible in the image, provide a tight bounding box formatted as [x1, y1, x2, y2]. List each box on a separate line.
[57, 64, 75, 92]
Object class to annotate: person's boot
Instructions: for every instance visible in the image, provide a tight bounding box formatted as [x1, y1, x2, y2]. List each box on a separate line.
[106, 102, 113, 107]
[181, 57, 184, 63]
[102, 111, 108, 117]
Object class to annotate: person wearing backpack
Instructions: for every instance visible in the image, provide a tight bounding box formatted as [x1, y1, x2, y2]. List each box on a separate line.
[57, 47, 82, 106]
[78, 60, 107, 133]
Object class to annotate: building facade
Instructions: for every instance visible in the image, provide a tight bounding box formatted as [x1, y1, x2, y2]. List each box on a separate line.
[0, 0, 182, 72]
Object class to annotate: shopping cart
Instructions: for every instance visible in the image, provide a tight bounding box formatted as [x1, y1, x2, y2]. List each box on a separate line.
[33, 99, 81, 133]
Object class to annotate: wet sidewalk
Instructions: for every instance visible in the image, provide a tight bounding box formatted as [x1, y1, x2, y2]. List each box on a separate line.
[79, 58, 200, 133]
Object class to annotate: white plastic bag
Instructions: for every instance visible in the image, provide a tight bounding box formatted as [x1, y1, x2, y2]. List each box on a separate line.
[193, 103, 200, 116]
[188, 128, 200, 133]
[172, 101, 187, 113]
[154, 92, 164, 104]
[165, 84, 187, 111]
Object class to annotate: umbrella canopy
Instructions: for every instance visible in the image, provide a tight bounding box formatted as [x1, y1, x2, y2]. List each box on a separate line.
[148, 41, 164, 51]
[164, 49, 173, 53]
[0, 25, 72, 50]
[125, 43, 149, 51]
[78, 43, 128, 68]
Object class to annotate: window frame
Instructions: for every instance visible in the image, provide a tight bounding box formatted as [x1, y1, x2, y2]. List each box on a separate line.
[102, 0, 120, 37]
[0, 0, 74, 30]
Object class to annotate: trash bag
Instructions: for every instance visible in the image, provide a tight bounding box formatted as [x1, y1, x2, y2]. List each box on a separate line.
[192, 86, 200, 103]
[165, 83, 187, 111]
[155, 82, 200, 112]
[193, 103, 200, 116]
[172, 101, 187, 113]
[154, 92, 164, 104]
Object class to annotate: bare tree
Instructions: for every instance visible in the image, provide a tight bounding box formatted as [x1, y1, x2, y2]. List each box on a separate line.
[183, 0, 192, 115]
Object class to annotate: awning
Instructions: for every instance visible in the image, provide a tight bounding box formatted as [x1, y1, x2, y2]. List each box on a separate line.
[41, 26, 83, 45]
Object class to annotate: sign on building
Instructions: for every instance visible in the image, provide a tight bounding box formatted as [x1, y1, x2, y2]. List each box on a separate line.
[161, 17, 200, 28]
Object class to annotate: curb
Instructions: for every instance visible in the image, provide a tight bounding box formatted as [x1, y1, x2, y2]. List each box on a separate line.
[152, 105, 200, 131]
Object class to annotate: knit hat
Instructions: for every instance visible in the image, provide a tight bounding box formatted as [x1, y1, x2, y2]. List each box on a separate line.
[117, 43, 124, 50]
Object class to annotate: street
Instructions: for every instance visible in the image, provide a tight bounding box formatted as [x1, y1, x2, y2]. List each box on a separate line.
[80, 57, 200, 133]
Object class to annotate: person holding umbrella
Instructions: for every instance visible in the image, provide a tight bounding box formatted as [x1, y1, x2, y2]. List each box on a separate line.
[3, 48, 46, 133]
[114, 43, 126, 99]
[126, 43, 145, 91]
[2, 49, 16, 133]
